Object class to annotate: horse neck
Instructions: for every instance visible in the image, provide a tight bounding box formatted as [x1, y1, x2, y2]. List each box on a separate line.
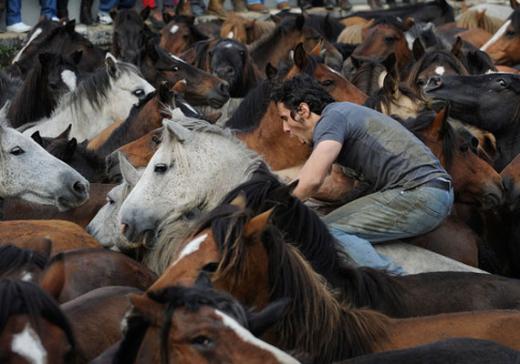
[243, 232, 390, 361]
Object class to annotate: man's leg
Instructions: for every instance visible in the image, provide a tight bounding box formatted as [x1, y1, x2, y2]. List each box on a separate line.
[6, 0, 22, 26]
[99, 0, 119, 12]
[40, 0, 58, 19]
[324, 186, 453, 242]
[329, 226, 406, 275]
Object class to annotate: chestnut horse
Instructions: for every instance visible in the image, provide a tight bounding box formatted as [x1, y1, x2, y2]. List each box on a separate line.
[40, 248, 157, 303]
[0, 220, 100, 254]
[482, 1, 520, 65]
[116, 281, 298, 363]
[146, 205, 520, 362]
[160, 15, 208, 55]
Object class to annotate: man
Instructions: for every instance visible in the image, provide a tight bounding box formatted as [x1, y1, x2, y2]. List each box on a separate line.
[271, 75, 453, 275]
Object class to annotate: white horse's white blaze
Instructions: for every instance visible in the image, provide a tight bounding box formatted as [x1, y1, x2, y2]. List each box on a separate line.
[11, 323, 47, 364]
[434, 66, 445, 76]
[214, 310, 299, 364]
[170, 25, 179, 35]
[60, 70, 77, 91]
[170, 233, 208, 267]
[12, 28, 42, 64]
[481, 19, 511, 51]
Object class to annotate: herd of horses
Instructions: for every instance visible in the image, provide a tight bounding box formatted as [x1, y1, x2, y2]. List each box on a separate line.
[3, 0, 520, 362]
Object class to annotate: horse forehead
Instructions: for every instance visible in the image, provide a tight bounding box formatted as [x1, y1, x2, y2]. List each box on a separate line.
[213, 310, 299, 364]
[434, 66, 445, 75]
[170, 233, 209, 267]
[11, 323, 48, 364]
[170, 24, 180, 35]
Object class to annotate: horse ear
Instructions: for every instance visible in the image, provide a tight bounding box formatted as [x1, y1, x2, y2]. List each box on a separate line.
[309, 39, 323, 57]
[172, 79, 187, 95]
[295, 14, 305, 30]
[248, 298, 290, 337]
[163, 119, 192, 144]
[31, 131, 44, 146]
[118, 152, 140, 186]
[451, 37, 464, 61]
[402, 16, 415, 31]
[140, 7, 151, 21]
[163, 11, 174, 24]
[244, 209, 273, 240]
[105, 53, 120, 78]
[265, 63, 278, 80]
[66, 138, 78, 156]
[129, 293, 163, 325]
[109, 9, 118, 21]
[70, 50, 83, 65]
[159, 81, 174, 104]
[229, 191, 247, 210]
[57, 124, 72, 140]
[293, 43, 308, 70]
[412, 38, 425, 61]
[63, 19, 76, 33]
[431, 107, 448, 134]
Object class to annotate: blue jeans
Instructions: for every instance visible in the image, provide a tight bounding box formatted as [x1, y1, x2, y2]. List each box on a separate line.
[7, 0, 57, 25]
[99, 0, 136, 12]
[325, 184, 454, 275]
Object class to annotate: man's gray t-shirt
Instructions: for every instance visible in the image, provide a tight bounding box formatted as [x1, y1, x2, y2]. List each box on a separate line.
[312, 102, 450, 192]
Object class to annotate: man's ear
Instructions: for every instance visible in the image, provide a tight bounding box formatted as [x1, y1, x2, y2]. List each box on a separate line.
[299, 102, 311, 118]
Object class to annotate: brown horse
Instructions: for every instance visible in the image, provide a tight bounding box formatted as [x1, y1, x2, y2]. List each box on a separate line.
[352, 17, 413, 76]
[0, 279, 76, 364]
[1, 183, 115, 227]
[117, 281, 297, 363]
[502, 152, 520, 209]
[484, 2, 520, 65]
[0, 220, 100, 254]
[62, 286, 141, 363]
[39, 248, 157, 303]
[160, 15, 208, 55]
[146, 206, 520, 362]
[220, 13, 276, 45]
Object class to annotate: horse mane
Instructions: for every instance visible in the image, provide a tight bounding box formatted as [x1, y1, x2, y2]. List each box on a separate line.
[0, 71, 21, 111]
[456, 10, 504, 34]
[220, 164, 407, 316]
[0, 279, 75, 350]
[0, 245, 47, 277]
[337, 24, 365, 44]
[196, 203, 389, 361]
[224, 79, 273, 131]
[67, 61, 140, 115]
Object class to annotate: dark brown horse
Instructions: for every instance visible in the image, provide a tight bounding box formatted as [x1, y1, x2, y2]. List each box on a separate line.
[40, 248, 157, 303]
[0, 279, 76, 363]
[62, 286, 141, 363]
[147, 204, 520, 362]
[0, 244, 49, 283]
[160, 15, 208, 55]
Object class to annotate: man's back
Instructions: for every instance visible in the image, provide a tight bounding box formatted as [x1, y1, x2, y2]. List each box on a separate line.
[313, 102, 450, 191]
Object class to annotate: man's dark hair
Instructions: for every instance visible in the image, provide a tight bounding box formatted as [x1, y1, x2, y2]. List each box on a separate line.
[271, 74, 335, 115]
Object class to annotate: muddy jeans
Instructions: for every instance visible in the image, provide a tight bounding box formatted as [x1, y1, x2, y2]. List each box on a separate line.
[325, 184, 454, 275]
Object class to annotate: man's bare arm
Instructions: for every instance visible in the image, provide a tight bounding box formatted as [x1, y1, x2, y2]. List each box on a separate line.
[292, 140, 342, 201]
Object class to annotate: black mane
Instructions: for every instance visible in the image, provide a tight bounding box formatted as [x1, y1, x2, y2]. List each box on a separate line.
[0, 245, 47, 277]
[511, 8, 520, 33]
[0, 279, 75, 350]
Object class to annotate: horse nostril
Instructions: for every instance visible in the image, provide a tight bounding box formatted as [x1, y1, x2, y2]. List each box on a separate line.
[120, 223, 129, 235]
[428, 76, 442, 88]
[73, 181, 86, 195]
[219, 82, 229, 95]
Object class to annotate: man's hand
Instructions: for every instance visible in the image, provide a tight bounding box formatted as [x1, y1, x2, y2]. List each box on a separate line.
[292, 140, 342, 201]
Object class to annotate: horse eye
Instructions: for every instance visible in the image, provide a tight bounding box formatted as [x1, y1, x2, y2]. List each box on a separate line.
[506, 29, 515, 36]
[191, 335, 213, 348]
[172, 66, 179, 72]
[417, 79, 426, 87]
[154, 163, 168, 173]
[10, 146, 24, 156]
[106, 196, 115, 204]
[152, 135, 161, 145]
[497, 79, 507, 87]
[202, 262, 218, 273]
[133, 89, 145, 97]
[320, 80, 334, 87]
[384, 36, 396, 43]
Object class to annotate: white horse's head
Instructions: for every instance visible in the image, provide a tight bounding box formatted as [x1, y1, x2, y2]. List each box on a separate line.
[87, 153, 141, 250]
[118, 111, 259, 245]
[104, 53, 156, 122]
[0, 123, 89, 210]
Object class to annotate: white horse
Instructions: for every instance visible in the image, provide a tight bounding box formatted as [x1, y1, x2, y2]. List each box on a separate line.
[86, 152, 141, 251]
[118, 110, 262, 272]
[0, 121, 89, 210]
[22, 53, 155, 141]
